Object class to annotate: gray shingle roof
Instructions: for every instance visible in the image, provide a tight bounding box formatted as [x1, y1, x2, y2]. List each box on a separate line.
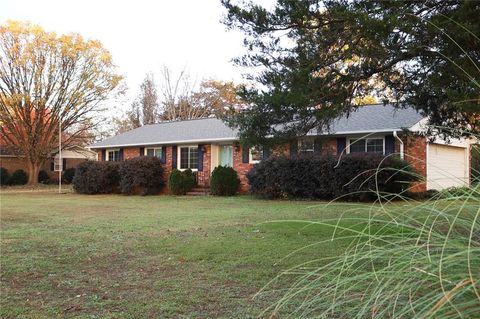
[320, 104, 424, 135]
[89, 117, 238, 148]
[89, 105, 424, 149]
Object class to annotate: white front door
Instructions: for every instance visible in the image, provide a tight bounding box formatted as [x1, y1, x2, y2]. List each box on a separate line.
[219, 145, 233, 167]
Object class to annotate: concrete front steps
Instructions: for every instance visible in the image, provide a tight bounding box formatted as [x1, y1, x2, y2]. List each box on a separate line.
[186, 187, 210, 196]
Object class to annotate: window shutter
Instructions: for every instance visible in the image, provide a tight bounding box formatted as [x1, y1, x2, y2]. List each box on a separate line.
[101, 149, 106, 161]
[119, 148, 124, 161]
[262, 146, 270, 160]
[337, 137, 346, 156]
[314, 138, 322, 155]
[50, 160, 55, 171]
[385, 135, 395, 155]
[242, 146, 249, 163]
[161, 147, 167, 164]
[62, 158, 67, 171]
[198, 145, 204, 171]
[172, 145, 177, 169]
[139, 147, 144, 157]
[289, 140, 298, 158]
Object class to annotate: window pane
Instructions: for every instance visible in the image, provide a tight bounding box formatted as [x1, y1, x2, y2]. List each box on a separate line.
[350, 139, 365, 153]
[189, 147, 198, 169]
[299, 139, 314, 154]
[154, 148, 162, 158]
[367, 139, 383, 153]
[114, 151, 119, 161]
[250, 147, 262, 161]
[146, 149, 155, 157]
[180, 147, 189, 169]
[108, 151, 114, 161]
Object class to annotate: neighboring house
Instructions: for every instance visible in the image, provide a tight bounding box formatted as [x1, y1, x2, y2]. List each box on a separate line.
[0, 144, 97, 182]
[88, 104, 475, 192]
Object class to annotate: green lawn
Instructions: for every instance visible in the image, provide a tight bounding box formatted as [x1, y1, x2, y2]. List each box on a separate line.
[1, 192, 407, 318]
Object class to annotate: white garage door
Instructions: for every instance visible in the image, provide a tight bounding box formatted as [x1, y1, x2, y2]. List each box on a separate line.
[427, 144, 468, 190]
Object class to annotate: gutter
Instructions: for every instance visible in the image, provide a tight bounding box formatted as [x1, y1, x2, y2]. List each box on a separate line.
[88, 137, 238, 149]
[393, 131, 404, 160]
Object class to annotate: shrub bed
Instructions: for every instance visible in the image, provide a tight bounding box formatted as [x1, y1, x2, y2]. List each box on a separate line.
[119, 157, 165, 195]
[73, 161, 120, 194]
[247, 154, 419, 200]
[210, 166, 240, 196]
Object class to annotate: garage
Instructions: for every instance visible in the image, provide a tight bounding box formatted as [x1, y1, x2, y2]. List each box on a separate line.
[427, 143, 469, 190]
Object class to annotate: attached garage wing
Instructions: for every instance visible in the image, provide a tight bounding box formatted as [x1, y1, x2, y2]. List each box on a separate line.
[427, 144, 469, 190]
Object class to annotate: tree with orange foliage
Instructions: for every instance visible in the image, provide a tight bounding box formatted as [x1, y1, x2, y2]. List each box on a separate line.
[0, 21, 122, 185]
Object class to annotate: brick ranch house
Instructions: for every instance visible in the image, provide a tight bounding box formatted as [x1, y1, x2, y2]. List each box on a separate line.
[89, 104, 474, 193]
[0, 145, 97, 182]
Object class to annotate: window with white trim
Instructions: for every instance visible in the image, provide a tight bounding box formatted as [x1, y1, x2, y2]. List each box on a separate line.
[249, 147, 262, 163]
[107, 149, 120, 161]
[145, 147, 163, 159]
[179, 146, 198, 170]
[298, 139, 315, 154]
[348, 138, 384, 154]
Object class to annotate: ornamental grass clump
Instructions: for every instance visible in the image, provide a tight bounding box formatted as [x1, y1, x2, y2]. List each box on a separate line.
[258, 165, 480, 318]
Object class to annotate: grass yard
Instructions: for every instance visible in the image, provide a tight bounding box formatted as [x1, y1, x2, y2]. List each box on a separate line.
[1, 192, 415, 318]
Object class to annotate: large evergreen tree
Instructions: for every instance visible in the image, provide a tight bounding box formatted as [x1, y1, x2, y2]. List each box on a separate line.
[222, 0, 480, 146]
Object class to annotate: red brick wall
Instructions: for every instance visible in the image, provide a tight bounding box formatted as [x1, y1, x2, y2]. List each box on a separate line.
[233, 142, 254, 193]
[402, 134, 427, 192]
[321, 138, 338, 155]
[124, 147, 141, 160]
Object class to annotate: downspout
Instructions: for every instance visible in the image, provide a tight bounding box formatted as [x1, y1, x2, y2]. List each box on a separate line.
[393, 130, 404, 160]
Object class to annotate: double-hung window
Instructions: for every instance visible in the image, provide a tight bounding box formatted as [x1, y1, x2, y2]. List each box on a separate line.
[179, 146, 198, 170]
[298, 139, 315, 155]
[107, 149, 120, 161]
[145, 147, 163, 159]
[348, 138, 384, 154]
[249, 147, 262, 164]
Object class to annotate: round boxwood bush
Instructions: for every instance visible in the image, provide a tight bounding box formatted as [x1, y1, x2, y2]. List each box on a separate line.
[182, 168, 196, 193]
[10, 169, 28, 185]
[168, 169, 185, 195]
[38, 170, 50, 184]
[119, 156, 165, 195]
[0, 167, 10, 186]
[210, 166, 240, 196]
[62, 167, 76, 184]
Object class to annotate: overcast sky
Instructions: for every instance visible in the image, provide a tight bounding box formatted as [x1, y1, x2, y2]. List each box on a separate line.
[2, 0, 273, 111]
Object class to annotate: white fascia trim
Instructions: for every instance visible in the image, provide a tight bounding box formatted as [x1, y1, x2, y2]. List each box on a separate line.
[324, 128, 403, 136]
[89, 137, 238, 149]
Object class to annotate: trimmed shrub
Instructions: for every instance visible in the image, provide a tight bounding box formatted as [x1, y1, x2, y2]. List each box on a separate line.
[0, 167, 10, 186]
[10, 169, 28, 185]
[62, 167, 76, 184]
[73, 161, 120, 194]
[168, 169, 197, 195]
[119, 157, 165, 195]
[247, 154, 419, 201]
[38, 170, 50, 184]
[168, 169, 185, 195]
[210, 166, 240, 196]
[182, 169, 196, 193]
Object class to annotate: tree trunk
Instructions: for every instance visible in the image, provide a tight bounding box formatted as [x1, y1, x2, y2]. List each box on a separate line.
[27, 161, 41, 186]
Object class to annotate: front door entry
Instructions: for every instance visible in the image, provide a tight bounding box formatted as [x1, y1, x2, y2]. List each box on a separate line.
[219, 145, 233, 167]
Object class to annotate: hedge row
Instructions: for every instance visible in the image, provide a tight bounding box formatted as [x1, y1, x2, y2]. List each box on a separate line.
[73, 157, 164, 195]
[247, 154, 419, 200]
